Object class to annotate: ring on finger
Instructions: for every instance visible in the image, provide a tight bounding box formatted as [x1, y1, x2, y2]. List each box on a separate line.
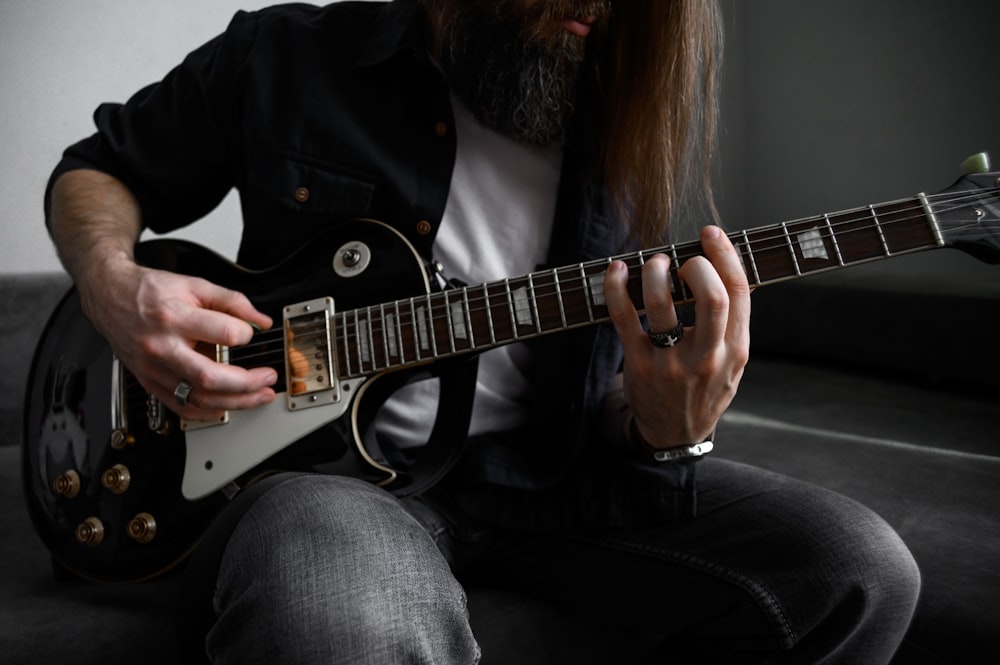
[648, 323, 684, 348]
[173, 381, 193, 406]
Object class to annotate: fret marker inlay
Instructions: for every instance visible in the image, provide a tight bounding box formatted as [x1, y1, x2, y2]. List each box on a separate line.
[587, 274, 605, 306]
[385, 312, 398, 357]
[512, 287, 533, 327]
[450, 302, 468, 340]
[797, 227, 829, 260]
[416, 306, 430, 351]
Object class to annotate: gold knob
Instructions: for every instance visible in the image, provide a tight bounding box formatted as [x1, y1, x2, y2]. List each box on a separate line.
[100, 464, 131, 494]
[53, 470, 81, 498]
[127, 513, 157, 544]
[75, 517, 105, 547]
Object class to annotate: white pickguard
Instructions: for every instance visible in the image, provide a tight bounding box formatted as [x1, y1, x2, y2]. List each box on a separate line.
[180, 387, 361, 500]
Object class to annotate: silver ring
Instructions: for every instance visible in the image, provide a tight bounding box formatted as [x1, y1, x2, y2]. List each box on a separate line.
[173, 381, 193, 406]
[648, 323, 684, 348]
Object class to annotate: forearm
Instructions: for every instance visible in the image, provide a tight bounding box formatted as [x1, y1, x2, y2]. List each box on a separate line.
[48, 168, 143, 286]
[48, 168, 148, 328]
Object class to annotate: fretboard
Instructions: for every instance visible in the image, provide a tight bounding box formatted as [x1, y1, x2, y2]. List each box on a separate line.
[333, 195, 939, 378]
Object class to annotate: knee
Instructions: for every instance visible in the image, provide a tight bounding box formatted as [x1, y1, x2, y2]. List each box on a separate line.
[780, 490, 921, 659]
[843, 505, 922, 629]
[207, 475, 477, 664]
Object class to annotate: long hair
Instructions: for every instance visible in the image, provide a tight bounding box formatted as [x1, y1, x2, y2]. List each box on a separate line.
[587, 0, 724, 247]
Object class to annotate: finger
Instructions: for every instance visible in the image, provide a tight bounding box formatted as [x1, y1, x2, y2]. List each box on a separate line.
[154, 369, 277, 419]
[189, 279, 273, 342]
[698, 225, 751, 348]
[173, 344, 278, 397]
[640, 254, 680, 334]
[677, 254, 728, 349]
[603, 260, 650, 354]
[179, 375, 277, 413]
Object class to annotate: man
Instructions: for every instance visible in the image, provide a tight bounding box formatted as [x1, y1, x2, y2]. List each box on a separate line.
[45, 0, 920, 662]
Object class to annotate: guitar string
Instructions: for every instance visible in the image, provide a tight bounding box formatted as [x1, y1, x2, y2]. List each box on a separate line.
[221, 186, 1000, 375]
[325, 186, 1000, 367]
[122, 185, 1000, 389]
[244, 191, 1000, 386]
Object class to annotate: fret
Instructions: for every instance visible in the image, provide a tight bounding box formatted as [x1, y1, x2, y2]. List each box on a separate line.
[918, 192, 946, 247]
[354, 310, 370, 370]
[552, 268, 567, 329]
[780, 222, 803, 276]
[740, 230, 762, 286]
[823, 214, 846, 266]
[526, 274, 542, 334]
[870, 205, 892, 256]
[462, 288, 476, 349]
[873, 198, 938, 256]
[512, 280, 534, 330]
[378, 304, 390, 365]
[580, 264, 596, 321]
[668, 245, 691, 302]
[482, 283, 497, 344]
[391, 300, 406, 364]
[503, 279, 520, 340]
[366, 306, 379, 369]
[410, 298, 425, 360]
[442, 291, 457, 353]
[424, 293, 439, 356]
[338, 312, 353, 377]
[744, 226, 789, 284]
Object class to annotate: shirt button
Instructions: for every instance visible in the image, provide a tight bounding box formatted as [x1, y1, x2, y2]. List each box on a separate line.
[416, 220, 433, 235]
[294, 187, 310, 203]
[434, 121, 448, 137]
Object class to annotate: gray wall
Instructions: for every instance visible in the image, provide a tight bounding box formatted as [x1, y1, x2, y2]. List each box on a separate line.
[716, 0, 1000, 280]
[3, 1, 999, 280]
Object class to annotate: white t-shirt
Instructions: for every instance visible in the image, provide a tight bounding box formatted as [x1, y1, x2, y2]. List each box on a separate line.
[374, 96, 562, 448]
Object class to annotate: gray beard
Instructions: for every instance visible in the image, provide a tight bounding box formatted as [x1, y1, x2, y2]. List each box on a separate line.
[437, 8, 586, 145]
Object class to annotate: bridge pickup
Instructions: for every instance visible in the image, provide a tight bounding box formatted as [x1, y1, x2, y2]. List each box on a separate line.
[283, 297, 341, 411]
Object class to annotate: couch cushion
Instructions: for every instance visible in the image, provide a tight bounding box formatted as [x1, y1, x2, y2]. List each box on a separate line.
[718, 356, 1000, 664]
[0, 273, 72, 443]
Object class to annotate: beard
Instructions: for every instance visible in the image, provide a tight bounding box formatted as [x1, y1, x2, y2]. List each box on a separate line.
[425, 0, 611, 145]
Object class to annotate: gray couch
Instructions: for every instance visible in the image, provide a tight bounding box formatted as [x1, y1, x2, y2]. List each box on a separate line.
[2, 252, 999, 663]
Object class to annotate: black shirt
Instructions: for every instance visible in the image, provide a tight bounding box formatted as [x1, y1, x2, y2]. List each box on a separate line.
[46, 0, 697, 528]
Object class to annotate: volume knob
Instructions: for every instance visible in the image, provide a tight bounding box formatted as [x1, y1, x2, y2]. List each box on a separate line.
[75, 517, 105, 547]
[100, 464, 131, 494]
[127, 513, 157, 544]
[53, 470, 81, 498]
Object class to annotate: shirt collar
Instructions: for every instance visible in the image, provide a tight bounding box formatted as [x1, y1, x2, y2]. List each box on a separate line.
[358, 0, 430, 68]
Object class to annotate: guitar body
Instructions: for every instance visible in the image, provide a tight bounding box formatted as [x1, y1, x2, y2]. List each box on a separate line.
[22, 219, 434, 582]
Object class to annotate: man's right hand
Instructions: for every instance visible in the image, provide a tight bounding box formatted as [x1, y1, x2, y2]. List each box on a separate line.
[82, 259, 277, 421]
[50, 169, 277, 421]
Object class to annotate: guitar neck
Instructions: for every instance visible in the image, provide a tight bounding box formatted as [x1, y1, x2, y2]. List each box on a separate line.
[329, 195, 939, 379]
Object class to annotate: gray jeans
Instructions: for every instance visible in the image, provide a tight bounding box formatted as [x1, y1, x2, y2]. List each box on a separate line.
[203, 458, 919, 664]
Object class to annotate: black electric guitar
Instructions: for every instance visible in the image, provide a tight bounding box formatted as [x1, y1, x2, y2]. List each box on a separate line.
[22, 155, 1000, 583]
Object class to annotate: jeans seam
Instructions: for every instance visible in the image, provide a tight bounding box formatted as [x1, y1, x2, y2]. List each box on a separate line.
[580, 533, 798, 651]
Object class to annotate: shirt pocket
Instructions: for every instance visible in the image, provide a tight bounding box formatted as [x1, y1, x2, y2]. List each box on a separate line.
[247, 147, 376, 219]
